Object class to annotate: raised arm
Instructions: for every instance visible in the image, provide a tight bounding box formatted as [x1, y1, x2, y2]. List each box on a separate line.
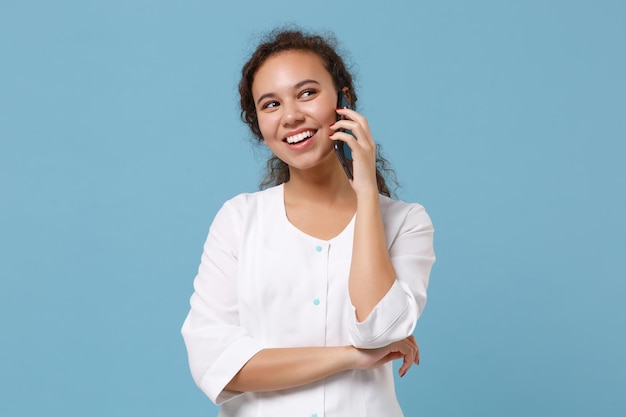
[350, 189, 397, 321]
[332, 108, 435, 347]
[332, 107, 397, 320]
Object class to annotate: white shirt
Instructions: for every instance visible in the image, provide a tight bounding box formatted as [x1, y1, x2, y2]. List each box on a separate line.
[181, 184, 435, 417]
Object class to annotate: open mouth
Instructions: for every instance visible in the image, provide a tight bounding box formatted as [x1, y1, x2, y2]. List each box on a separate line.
[284, 130, 316, 145]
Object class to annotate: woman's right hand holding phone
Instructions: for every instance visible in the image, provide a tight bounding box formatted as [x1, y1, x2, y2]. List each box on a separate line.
[331, 107, 380, 197]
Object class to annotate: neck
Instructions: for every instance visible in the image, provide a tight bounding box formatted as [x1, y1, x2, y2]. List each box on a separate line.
[284, 161, 355, 207]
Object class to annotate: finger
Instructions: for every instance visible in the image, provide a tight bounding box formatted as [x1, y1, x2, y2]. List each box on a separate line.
[408, 336, 420, 365]
[335, 107, 370, 130]
[416, 342, 420, 365]
[371, 352, 402, 370]
[329, 130, 376, 168]
[398, 354, 413, 377]
[329, 129, 358, 144]
[397, 340, 418, 377]
[330, 129, 377, 166]
[334, 122, 374, 147]
[334, 109, 375, 145]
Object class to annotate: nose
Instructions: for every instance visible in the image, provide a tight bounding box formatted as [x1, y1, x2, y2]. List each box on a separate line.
[281, 101, 305, 126]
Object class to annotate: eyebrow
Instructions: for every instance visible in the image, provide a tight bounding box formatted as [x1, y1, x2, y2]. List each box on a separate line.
[255, 79, 321, 105]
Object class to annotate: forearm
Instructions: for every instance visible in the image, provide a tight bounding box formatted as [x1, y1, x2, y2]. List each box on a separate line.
[225, 346, 354, 392]
[349, 191, 397, 321]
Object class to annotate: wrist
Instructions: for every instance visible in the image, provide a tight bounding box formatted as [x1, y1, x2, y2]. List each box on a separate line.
[338, 345, 358, 371]
[355, 188, 380, 205]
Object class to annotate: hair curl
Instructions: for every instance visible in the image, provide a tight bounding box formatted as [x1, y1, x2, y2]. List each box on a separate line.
[238, 28, 397, 197]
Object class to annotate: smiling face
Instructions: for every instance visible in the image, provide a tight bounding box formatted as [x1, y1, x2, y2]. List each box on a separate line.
[252, 50, 340, 173]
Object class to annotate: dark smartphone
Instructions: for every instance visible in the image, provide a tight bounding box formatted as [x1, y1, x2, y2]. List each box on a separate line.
[334, 91, 354, 179]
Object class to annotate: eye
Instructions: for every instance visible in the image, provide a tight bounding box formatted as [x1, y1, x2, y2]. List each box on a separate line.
[261, 100, 279, 110]
[299, 89, 318, 99]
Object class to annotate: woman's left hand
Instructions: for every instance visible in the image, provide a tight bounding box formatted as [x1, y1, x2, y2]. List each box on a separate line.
[350, 336, 420, 378]
[330, 108, 379, 196]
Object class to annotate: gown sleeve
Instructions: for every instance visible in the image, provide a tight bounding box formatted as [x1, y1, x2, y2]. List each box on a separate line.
[181, 196, 265, 405]
[348, 201, 435, 349]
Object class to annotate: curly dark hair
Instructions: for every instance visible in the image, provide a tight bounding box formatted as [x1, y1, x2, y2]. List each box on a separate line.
[238, 28, 397, 197]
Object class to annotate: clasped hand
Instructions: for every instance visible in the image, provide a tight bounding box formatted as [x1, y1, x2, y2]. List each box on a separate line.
[351, 336, 420, 378]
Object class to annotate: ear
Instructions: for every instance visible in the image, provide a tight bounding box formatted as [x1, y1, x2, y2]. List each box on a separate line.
[341, 86, 352, 105]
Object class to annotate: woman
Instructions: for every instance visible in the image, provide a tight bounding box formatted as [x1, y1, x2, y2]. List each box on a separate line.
[182, 28, 435, 416]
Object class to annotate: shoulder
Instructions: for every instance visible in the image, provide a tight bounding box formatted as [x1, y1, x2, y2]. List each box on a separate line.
[216, 185, 283, 220]
[222, 184, 282, 208]
[378, 194, 434, 232]
[207, 186, 283, 242]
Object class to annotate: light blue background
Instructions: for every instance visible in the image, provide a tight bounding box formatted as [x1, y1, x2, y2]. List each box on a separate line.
[1, 1, 624, 416]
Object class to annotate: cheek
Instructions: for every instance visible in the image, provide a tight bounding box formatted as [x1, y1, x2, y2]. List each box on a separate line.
[313, 97, 339, 124]
[256, 114, 276, 139]
[320, 108, 337, 127]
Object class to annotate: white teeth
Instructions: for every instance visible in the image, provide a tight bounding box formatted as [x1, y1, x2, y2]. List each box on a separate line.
[286, 130, 314, 144]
